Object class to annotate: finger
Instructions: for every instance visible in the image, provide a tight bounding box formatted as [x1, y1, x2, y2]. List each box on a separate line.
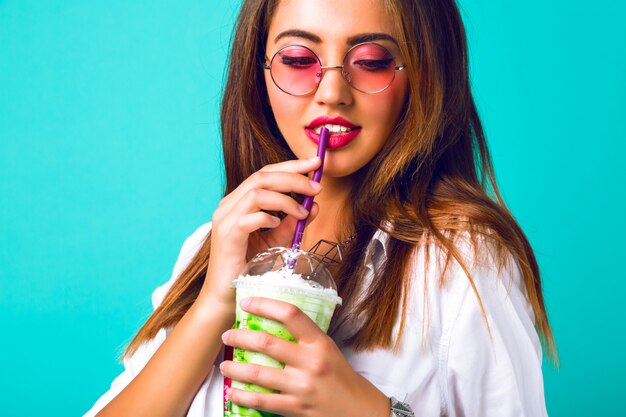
[236, 212, 281, 235]
[263, 202, 320, 248]
[222, 328, 300, 366]
[219, 174, 322, 217]
[240, 297, 328, 344]
[217, 156, 321, 212]
[220, 159, 322, 212]
[227, 388, 301, 416]
[259, 156, 321, 173]
[220, 360, 291, 393]
[307, 201, 320, 225]
[237, 189, 310, 220]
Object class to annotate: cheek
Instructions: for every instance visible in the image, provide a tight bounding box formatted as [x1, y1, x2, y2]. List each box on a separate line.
[378, 75, 408, 121]
[364, 78, 408, 140]
[354, 76, 408, 162]
[265, 78, 301, 129]
[265, 74, 281, 112]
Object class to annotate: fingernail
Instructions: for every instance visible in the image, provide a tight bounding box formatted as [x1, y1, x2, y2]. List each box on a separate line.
[226, 388, 233, 397]
[298, 205, 309, 216]
[241, 298, 251, 308]
[222, 331, 230, 342]
[308, 156, 320, 162]
[309, 180, 322, 191]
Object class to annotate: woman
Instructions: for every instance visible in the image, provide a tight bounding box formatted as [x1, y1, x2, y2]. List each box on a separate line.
[86, 0, 557, 416]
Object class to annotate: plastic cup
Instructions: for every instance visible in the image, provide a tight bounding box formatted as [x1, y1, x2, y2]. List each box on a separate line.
[224, 247, 342, 417]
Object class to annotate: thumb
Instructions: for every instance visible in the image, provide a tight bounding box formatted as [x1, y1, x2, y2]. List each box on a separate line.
[265, 202, 320, 248]
[304, 202, 320, 227]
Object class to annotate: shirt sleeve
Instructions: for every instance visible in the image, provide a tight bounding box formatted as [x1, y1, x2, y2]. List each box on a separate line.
[83, 222, 212, 417]
[440, 244, 548, 417]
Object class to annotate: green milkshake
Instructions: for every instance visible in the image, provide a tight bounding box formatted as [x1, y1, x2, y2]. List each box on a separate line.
[224, 247, 342, 417]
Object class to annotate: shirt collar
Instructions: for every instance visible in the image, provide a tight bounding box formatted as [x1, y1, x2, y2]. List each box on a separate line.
[364, 227, 391, 270]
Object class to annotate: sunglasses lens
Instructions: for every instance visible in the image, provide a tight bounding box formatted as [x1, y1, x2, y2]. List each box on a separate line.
[270, 46, 321, 95]
[344, 43, 396, 93]
[268, 43, 399, 95]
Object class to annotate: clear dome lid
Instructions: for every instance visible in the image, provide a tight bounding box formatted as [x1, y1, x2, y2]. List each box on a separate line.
[232, 247, 341, 304]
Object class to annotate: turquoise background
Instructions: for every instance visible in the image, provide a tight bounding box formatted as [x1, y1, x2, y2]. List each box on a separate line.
[1, 1, 624, 416]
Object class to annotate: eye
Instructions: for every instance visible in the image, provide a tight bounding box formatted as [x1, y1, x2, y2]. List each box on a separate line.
[353, 58, 394, 72]
[279, 54, 318, 68]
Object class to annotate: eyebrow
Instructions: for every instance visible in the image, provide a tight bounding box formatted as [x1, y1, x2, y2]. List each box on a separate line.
[274, 30, 399, 46]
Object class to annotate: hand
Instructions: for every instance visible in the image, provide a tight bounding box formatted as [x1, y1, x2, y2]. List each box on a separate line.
[219, 297, 390, 417]
[200, 157, 323, 309]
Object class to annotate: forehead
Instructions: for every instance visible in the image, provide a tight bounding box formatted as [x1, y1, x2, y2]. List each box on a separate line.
[268, 0, 397, 45]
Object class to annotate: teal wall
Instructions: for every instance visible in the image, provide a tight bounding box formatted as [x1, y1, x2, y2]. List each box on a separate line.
[1, 1, 624, 416]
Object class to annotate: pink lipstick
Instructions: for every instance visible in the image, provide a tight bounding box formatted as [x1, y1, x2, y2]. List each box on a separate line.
[305, 116, 362, 149]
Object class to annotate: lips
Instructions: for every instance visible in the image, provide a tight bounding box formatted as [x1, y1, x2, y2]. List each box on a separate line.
[305, 116, 362, 149]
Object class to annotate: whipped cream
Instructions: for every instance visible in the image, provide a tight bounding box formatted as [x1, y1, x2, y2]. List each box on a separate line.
[232, 269, 342, 305]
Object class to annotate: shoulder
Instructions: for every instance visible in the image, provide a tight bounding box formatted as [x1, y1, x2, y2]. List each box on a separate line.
[408, 230, 537, 341]
[365, 230, 547, 415]
[400, 229, 542, 370]
[423, 231, 539, 348]
[403, 229, 518, 287]
[151, 222, 212, 309]
[408, 230, 526, 300]
[415, 232, 547, 416]
[375, 229, 535, 351]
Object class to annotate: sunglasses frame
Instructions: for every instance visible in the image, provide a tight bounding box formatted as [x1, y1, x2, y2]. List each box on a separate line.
[263, 42, 407, 96]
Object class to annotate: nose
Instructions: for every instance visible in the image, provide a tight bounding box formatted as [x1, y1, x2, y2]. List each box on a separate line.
[313, 66, 353, 107]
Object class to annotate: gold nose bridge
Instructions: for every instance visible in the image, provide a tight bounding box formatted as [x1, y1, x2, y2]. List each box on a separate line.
[317, 65, 351, 84]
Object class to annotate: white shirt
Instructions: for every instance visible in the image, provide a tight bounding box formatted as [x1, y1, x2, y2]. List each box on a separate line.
[85, 222, 548, 417]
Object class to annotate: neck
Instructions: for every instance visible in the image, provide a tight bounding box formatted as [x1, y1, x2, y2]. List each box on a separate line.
[300, 175, 354, 251]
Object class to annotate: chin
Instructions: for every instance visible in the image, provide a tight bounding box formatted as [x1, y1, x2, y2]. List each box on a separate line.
[320, 153, 366, 178]
[286, 137, 370, 177]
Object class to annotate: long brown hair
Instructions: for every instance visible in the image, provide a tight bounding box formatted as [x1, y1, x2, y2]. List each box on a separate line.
[126, 0, 557, 363]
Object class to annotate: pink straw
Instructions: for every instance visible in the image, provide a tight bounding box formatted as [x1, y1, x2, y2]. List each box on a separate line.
[290, 127, 329, 251]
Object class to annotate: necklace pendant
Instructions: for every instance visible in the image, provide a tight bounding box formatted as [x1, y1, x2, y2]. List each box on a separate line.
[308, 234, 356, 266]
